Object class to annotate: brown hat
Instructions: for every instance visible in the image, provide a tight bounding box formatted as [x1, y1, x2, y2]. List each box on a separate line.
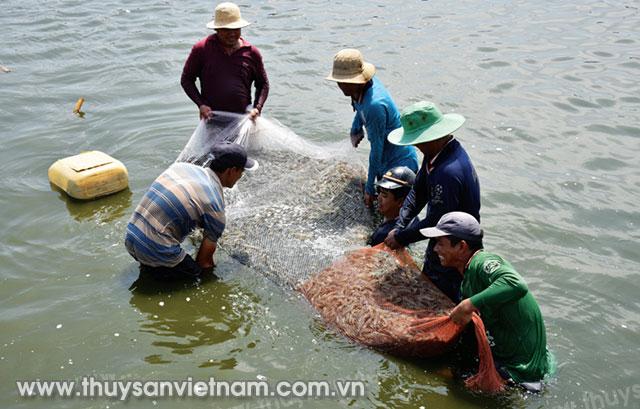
[206, 2, 251, 30]
[326, 49, 376, 84]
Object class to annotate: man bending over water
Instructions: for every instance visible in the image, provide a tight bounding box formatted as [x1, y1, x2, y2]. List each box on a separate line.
[125, 143, 258, 280]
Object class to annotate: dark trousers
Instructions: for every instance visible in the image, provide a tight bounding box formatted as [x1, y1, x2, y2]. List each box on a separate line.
[139, 255, 204, 281]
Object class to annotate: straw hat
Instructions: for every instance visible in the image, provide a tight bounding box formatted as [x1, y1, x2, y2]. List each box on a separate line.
[388, 101, 466, 145]
[326, 49, 376, 84]
[206, 2, 251, 30]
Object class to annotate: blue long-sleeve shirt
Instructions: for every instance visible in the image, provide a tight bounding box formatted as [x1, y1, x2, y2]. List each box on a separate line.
[394, 138, 480, 300]
[367, 218, 397, 246]
[351, 78, 418, 195]
[395, 138, 480, 244]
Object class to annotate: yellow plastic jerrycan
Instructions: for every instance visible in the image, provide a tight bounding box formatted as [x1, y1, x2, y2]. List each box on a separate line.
[48, 151, 129, 200]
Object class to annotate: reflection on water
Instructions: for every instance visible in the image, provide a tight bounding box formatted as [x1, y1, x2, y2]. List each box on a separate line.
[368, 332, 534, 409]
[129, 270, 261, 368]
[1, 0, 640, 407]
[51, 184, 132, 223]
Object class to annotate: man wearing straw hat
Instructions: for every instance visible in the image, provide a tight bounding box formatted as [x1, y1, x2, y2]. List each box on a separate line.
[384, 101, 481, 302]
[327, 49, 419, 207]
[181, 2, 269, 121]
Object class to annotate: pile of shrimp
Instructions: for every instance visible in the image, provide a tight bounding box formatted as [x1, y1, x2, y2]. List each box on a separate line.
[298, 244, 506, 393]
[298, 244, 459, 357]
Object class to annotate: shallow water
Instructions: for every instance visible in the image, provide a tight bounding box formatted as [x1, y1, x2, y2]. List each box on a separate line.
[1, 0, 640, 408]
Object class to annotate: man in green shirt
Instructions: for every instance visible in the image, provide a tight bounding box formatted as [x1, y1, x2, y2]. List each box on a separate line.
[420, 211, 556, 388]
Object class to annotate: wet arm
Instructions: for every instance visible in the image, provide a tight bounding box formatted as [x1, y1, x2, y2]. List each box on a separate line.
[364, 105, 387, 196]
[351, 108, 364, 136]
[180, 45, 206, 108]
[393, 166, 429, 245]
[196, 237, 217, 268]
[252, 49, 269, 113]
[470, 268, 529, 310]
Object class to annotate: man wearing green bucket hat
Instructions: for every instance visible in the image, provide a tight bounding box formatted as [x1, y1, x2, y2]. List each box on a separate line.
[384, 101, 481, 302]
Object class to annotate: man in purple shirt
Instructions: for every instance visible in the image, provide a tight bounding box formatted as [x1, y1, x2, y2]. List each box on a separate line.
[181, 2, 269, 121]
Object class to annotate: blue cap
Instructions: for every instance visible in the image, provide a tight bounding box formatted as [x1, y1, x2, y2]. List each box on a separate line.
[420, 211, 483, 241]
[210, 142, 258, 171]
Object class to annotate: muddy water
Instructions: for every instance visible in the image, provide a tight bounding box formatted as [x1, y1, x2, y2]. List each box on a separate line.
[1, 0, 639, 408]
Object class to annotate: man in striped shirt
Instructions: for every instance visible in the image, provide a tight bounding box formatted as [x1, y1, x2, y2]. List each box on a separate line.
[125, 143, 258, 280]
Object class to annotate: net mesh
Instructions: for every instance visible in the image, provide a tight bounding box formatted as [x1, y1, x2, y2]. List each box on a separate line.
[180, 113, 505, 393]
[300, 244, 506, 393]
[176, 112, 254, 166]
[180, 112, 377, 288]
[298, 244, 456, 356]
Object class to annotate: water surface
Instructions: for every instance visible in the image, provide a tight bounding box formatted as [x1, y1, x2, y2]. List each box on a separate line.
[1, 1, 639, 408]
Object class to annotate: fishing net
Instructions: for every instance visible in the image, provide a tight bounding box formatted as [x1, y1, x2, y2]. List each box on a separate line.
[179, 112, 377, 287]
[176, 112, 254, 166]
[299, 244, 506, 393]
[220, 154, 376, 287]
[179, 113, 504, 393]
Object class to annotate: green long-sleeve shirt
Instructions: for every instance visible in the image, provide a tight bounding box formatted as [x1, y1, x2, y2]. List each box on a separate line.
[461, 251, 556, 383]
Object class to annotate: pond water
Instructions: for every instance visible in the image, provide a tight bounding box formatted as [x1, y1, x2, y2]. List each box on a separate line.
[1, 1, 639, 408]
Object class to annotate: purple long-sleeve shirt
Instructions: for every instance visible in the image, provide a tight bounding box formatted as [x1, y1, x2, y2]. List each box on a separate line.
[181, 35, 269, 113]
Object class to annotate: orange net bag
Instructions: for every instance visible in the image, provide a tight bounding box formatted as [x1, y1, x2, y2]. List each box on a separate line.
[298, 244, 505, 394]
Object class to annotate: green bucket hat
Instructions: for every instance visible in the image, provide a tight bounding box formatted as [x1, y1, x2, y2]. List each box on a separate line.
[388, 101, 465, 146]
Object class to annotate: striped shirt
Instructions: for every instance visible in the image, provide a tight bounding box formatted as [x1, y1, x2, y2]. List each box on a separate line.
[125, 163, 226, 267]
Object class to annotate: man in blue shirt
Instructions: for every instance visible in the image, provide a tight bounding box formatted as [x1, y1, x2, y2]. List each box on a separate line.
[384, 101, 481, 302]
[326, 49, 418, 207]
[125, 143, 258, 280]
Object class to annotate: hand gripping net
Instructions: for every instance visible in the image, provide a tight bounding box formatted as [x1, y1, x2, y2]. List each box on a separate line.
[179, 113, 505, 393]
[179, 112, 377, 287]
[176, 112, 254, 166]
[298, 244, 505, 393]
